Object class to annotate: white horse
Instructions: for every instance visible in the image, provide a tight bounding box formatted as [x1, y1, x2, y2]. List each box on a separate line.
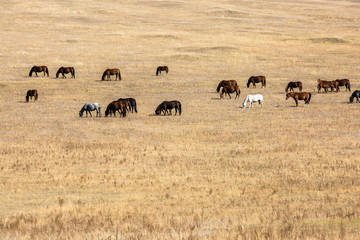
[79, 103, 101, 117]
[242, 94, 263, 108]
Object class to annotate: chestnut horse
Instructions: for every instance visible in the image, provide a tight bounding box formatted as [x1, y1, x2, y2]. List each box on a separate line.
[29, 66, 49, 77]
[117, 98, 137, 113]
[56, 67, 75, 78]
[155, 100, 181, 115]
[105, 100, 128, 117]
[102, 68, 121, 81]
[285, 81, 302, 92]
[335, 79, 351, 92]
[156, 66, 169, 76]
[317, 79, 339, 93]
[220, 85, 240, 99]
[26, 89, 38, 102]
[286, 92, 311, 107]
[247, 76, 266, 88]
[216, 80, 238, 93]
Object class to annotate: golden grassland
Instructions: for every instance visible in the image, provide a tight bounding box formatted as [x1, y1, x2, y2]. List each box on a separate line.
[1, 0, 360, 239]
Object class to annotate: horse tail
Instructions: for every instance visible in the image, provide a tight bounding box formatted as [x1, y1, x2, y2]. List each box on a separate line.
[299, 83, 302, 92]
[216, 82, 222, 92]
[166, 66, 169, 74]
[118, 70, 121, 80]
[98, 106, 101, 117]
[134, 100, 138, 113]
[263, 76, 266, 87]
[348, 82, 351, 91]
[34, 91, 38, 101]
[72, 67, 75, 78]
[45, 66, 49, 77]
[101, 72, 106, 80]
[29, 67, 33, 77]
[178, 102, 182, 115]
[308, 92, 312, 103]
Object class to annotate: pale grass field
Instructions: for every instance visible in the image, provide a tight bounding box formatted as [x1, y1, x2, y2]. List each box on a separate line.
[1, 0, 360, 239]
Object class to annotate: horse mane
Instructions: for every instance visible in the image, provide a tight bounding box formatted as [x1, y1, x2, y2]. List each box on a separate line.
[216, 82, 223, 92]
[101, 71, 107, 80]
[29, 66, 34, 77]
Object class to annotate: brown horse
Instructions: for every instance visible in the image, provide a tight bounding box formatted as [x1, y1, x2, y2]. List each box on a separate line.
[285, 81, 302, 92]
[216, 80, 238, 93]
[105, 100, 127, 117]
[220, 85, 241, 99]
[247, 76, 266, 88]
[29, 66, 49, 77]
[335, 79, 351, 92]
[286, 92, 311, 107]
[156, 66, 169, 76]
[56, 67, 75, 78]
[26, 89, 38, 102]
[102, 68, 121, 81]
[317, 79, 339, 93]
[155, 100, 181, 115]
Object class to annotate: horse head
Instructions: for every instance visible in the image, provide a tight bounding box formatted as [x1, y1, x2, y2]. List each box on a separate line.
[79, 111, 83, 117]
[286, 93, 291, 100]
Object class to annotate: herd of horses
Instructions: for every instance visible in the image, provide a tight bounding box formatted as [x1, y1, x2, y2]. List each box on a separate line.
[25, 65, 358, 114]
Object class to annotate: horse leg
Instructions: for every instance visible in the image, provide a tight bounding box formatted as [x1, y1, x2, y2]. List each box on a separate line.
[228, 93, 231, 99]
[35, 72, 38, 77]
[89, 111, 92, 117]
[63, 73, 66, 79]
[294, 98, 298, 106]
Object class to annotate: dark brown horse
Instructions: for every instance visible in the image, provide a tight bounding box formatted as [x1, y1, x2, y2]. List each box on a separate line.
[247, 76, 266, 88]
[286, 92, 311, 107]
[105, 100, 127, 117]
[317, 79, 339, 93]
[155, 100, 181, 115]
[335, 79, 351, 92]
[220, 85, 240, 99]
[156, 66, 169, 76]
[117, 98, 137, 113]
[102, 68, 121, 81]
[216, 80, 238, 93]
[285, 81, 302, 92]
[29, 66, 49, 77]
[56, 67, 75, 78]
[26, 89, 38, 102]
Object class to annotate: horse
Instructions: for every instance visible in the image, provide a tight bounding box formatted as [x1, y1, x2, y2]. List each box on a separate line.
[26, 89, 38, 102]
[105, 101, 127, 117]
[285, 81, 302, 92]
[79, 103, 101, 117]
[242, 94, 263, 108]
[335, 79, 351, 92]
[247, 76, 266, 88]
[156, 66, 169, 76]
[56, 67, 75, 78]
[286, 92, 311, 107]
[102, 68, 121, 81]
[29, 66, 49, 77]
[220, 85, 240, 99]
[216, 80, 238, 93]
[117, 98, 137, 113]
[155, 100, 181, 115]
[317, 79, 339, 93]
[349, 90, 360, 103]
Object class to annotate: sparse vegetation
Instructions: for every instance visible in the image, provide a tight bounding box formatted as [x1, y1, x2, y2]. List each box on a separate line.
[1, 0, 360, 239]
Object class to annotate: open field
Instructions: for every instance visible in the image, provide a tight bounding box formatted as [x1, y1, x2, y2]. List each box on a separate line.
[1, 0, 360, 239]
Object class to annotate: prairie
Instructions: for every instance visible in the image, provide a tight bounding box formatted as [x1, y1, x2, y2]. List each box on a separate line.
[0, 0, 360, 239]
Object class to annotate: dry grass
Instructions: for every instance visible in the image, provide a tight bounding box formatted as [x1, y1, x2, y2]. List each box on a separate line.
[1, 0, 360, 239]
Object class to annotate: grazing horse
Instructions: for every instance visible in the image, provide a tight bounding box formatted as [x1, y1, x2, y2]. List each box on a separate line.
[349, 90, 360, 103]
[242, 94, 263, 108]
[317, 79, 339, 93]
[155, 100, 182, 115]
[102, 68, 121, 81]
[105, 101, 127, 117]
[247, 76, 266, 88]
[216, 80, 238, 93]
[26, 89, 38, 102]
[79, 103, 101, 117]
[29, 66, 49, 77]
[156, 66, 169, 76]
[117, 98, 137, 113]
[56, 67, 75, 78]
[335, 79, 351, 92]
[285, 81, 302, 92]
[286, 92, 311, 107]
[220, 85, 240, 99]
